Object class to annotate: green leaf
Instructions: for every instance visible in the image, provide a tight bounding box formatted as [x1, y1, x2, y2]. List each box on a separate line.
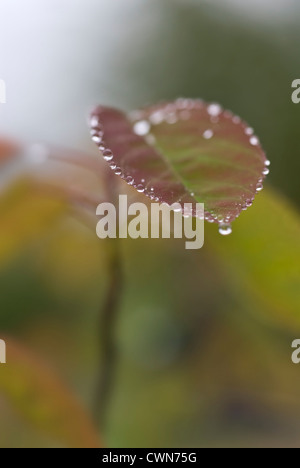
[206, 187, 300, 330]
[90, 100, 269, 226]
[0, 338, 101, 448]
[0, 180, 67, 269]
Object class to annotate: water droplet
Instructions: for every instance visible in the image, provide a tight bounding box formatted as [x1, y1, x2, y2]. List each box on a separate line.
[166, 113, 178, 124]
[176, 98, 189, 109]
[219, 223, 232, 236]
[256, 183, 264, 192]
[90, 116, 99, 128]
[262, 167, 270, 175]
[133, 120, 150, 136]
[190, 192, 195, 197]
[265, 160, 271, 166]
[149, 111, 165, 125]
[250, 136, 259, 146]
[136, 185, 145, 193]
[224, 111, 233, 119]
[92, 135, 102, 144]
[208, 103, 222, 117]
[150, 187, 154, 192]
[115, 167, 122, 175]
[103, 150, 113, 161]
[245, 127, 254, 135]
[126, 176, 134, 185]
[110, 162, 116, 170]
[203, 129, 213, 139]
[233, 116, 241, 124]
[99, 144, 105, 151]
[90, 126, 102, 136]
[141, 179, 145, 183]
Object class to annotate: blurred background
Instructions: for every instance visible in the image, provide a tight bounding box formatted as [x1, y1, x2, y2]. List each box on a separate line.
[0, 0, 300, 448]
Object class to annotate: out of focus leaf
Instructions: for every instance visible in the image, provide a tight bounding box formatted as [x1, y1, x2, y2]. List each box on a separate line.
[207, 188, 300, 330]
[0, 180, 67, 269]
[0, 338, 101, 448]
[90, 101, 268, 224]
[0, 139, 19, 164]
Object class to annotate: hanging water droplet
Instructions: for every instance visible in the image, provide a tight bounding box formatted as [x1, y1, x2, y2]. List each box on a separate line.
[90, 116, 99, 128]
[233, 116, 241, 124]
[103, 150, 113, 161]
[90, 126, 102, 136]
[149, 110, 165, 125]
[126, 177, 134, 185]
[115, 167, 122, 175]
[136, 185, 145, 193]
[133, 120, 150, 136]
[250, 136, 259, 146]
[265, 160, 271, 166]
[262, 167, 270, 175]
[256, 183, 264, 192]
[245, 127, 254, 135]
[166, 113, 178, 124]
[208, 103, 222, 117]
[203, 129, 213, 139]
[219, 223, 232, 236]
[92, 135, 102, 144]
[224, 111, 233, 119]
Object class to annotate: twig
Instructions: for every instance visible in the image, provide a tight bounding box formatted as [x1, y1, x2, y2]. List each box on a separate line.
[94, 237, 123, 426]
[94, 169, 123, 427]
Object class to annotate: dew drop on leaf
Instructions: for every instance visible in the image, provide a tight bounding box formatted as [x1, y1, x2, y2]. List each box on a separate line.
[218, 223, 233, 236]
[133, 120, 150, 136]
[203, 129, 213, 139]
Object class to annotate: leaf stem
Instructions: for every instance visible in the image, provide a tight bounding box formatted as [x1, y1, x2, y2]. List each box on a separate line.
[94, 237, 123, 427]
[94, 169, 123, 428]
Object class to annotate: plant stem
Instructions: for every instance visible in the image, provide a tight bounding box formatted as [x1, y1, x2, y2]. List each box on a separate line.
[94, 238, 123, 427]
[94, 169, 123, 428]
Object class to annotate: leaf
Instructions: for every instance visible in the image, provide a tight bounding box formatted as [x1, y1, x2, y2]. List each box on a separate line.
[0, 138, 19, 164]
[0, 337, 101, 448]
[0, 180, 67, 269]
[206, 187, 300, 331]
[90, 100, 269, 225]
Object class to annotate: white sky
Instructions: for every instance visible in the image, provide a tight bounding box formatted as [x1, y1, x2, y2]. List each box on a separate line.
[0, 0, 298, 147]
